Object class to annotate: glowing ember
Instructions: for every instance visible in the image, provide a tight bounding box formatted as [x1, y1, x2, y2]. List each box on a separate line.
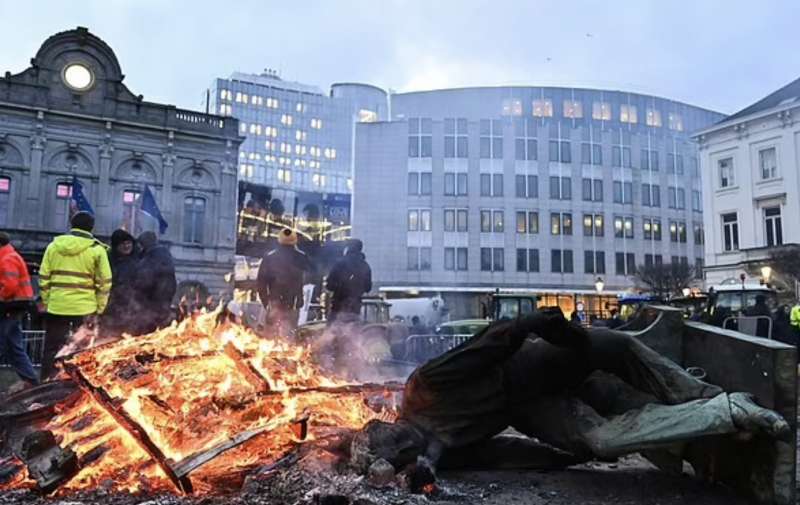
[3, 308, 397, 495]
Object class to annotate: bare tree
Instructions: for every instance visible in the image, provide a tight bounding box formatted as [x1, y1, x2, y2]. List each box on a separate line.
[634, 262, 695, 299]
[768, 245, 800, 287]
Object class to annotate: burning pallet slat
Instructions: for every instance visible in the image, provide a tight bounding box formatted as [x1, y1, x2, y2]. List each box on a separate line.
[64, 363, 192, 494]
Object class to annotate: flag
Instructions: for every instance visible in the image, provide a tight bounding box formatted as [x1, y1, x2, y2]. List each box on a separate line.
[139, 184, 168, 235]
[70, 176, 94, 215]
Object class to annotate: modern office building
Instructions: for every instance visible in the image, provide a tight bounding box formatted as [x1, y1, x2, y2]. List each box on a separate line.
[695, 76, 800, 293]
[207, 73, 387, 254]
[353, 87, 725, 318]
[0, 27, 242, 298]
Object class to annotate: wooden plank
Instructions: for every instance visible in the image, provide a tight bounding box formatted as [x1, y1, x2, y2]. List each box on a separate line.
[64, 363, 193, 494]
[171, 417, 308, 478]
[223, 342, 272, 393]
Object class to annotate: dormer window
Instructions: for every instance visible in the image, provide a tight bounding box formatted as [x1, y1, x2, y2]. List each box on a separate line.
[62, 63, 94, 91]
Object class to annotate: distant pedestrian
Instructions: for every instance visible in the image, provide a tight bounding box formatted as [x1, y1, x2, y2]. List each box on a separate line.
[40, 212, 112, 379]
[257, 228, 312, 336]
[744, 294, 772, 338]
[607, 309, 623, 329]
[773, 305, 797, 350]
[326, 239, 372, 324]
[132, 231, 177, 335]
[0, 232, 38, 387]
[100, 229, 139, 337]
[409, 315, 428, 336]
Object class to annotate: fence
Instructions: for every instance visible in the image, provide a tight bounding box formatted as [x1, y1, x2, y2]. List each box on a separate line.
[0, 330, 45, 368]
[404, 334, 472, 363]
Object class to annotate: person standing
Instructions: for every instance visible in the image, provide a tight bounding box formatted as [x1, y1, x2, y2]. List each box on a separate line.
[39, 211, 112, 379]
[790, 302, 800, 343]
[257, 228, 312, 336]
[326, 239, 372, 324]
[100, 229, 139, 337]
[132, 231, 177, 335]
[0, 232, 38, 386]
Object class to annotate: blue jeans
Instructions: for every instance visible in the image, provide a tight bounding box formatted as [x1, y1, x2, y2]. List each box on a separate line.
[0, 315, 38, 384]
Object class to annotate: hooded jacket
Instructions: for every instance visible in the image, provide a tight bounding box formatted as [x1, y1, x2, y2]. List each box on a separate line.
[39, 229, 112, 316]
[326, 250, 372, 314]
[257, 245, 312, 309]
[103, 230, 140, 329]
[0, 243, 34, 310]
[134, 244, 177, 310]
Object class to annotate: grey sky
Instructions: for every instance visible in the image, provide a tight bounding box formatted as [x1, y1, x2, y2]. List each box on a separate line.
[1, 0, 799, 115]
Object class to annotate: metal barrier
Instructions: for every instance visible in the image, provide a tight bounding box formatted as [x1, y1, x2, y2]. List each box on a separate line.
[0, 330, 45, 368]
[404, 334, 473, 363]
[722, 316, 773, 339]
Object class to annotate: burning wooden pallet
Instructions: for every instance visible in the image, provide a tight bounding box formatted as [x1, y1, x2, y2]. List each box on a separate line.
[0, 311, 401, 496]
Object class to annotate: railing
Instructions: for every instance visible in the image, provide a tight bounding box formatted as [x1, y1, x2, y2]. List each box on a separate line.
[173, 111, 225, 129]
[404, 334, 473, 363]
[722, 316, 773, 339]
[0, 330, 46, 368]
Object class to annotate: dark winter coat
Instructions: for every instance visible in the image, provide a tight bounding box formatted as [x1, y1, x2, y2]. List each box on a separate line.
[133, 245, 177, 331]
[257, 245, 312, 309]
[326, 251, 372, 316]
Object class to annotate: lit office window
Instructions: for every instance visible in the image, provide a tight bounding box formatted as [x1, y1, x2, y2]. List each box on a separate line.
[620, 104, 638, 123]
[646, 108, 662, 127]
[532, 99, 553, 117]
[296, 102, 307, 113]
[359, 109, 378, 122]
[592, 102, 611, 120]
[668, 113, 683, 131]
[240, 122, 247, 134]
[311, 118, 322, 129]
[563, 100, 583, 119]
[502, 98, 523, 116]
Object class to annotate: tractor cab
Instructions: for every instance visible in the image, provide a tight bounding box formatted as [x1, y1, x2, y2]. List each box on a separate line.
[485, 293, 539, 321]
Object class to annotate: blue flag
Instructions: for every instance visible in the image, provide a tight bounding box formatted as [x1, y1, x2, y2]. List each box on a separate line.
[139, 184, 168, 235]
[70, 176, 94, 215]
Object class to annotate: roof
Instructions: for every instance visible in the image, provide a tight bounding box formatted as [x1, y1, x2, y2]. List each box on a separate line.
[722, 76, 800, 123]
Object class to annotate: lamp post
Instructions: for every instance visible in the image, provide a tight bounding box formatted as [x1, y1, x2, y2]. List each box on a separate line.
[595, 277, 604, 294]
[682, 287, 691, 298]
[594, 277, 605, 319]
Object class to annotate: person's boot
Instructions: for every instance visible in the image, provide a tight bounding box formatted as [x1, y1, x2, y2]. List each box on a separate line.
[728, 392, 790, 439]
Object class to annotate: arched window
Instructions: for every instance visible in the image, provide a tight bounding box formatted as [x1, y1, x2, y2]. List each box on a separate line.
[55, 182, 73, 230]
[121, 190, 141, 232]
[0, 177, 10, 226]
[183, 196, 206, 243]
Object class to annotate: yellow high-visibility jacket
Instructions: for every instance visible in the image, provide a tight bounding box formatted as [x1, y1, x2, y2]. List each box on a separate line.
[791, 305, 800, 329]
[39, 229, 112, 316]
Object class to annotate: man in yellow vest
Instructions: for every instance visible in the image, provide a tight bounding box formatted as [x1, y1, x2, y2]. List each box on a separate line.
[791, 302, 800, 343]
[39, 211, 112, 379]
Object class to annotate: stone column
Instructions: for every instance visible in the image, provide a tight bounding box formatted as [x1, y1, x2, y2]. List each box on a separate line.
[26, 112, 47, 227]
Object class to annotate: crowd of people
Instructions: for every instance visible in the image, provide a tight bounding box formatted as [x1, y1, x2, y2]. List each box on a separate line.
[255, 227, 372, 334]
[0, 211, 177, 387]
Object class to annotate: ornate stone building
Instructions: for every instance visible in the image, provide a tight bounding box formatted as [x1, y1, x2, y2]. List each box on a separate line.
[0, 27, 242, 298]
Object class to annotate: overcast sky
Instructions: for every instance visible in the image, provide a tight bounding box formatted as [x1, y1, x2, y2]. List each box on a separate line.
[1, 0, 799, 115]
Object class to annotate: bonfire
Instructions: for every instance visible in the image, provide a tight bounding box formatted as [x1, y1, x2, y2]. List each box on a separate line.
[0, 310, 400, 496]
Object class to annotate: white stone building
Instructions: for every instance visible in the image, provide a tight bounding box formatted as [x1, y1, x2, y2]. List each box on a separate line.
[694, 77, 800, 291]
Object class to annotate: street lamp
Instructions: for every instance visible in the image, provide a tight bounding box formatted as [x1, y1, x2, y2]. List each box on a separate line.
[595, 277, 605, 294]
[682, 287, 691, 297]
[761, 265, 773, 284]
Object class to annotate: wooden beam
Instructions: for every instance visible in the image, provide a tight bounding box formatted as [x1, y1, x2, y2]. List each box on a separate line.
[171, 416, 308, 478]
[64, 363, 193, 494]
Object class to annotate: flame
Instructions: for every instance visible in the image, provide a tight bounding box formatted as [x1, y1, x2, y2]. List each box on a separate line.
[7, 307, 396, 495]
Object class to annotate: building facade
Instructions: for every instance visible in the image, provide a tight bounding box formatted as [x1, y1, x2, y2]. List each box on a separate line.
[695, 77, 800, 292]
[353, 87, 724, 318]
[0, 27, 242, 298]
[207, 73, 387, 252]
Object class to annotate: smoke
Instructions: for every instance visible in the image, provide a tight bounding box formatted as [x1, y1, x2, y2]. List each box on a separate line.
[309, 317, 413, 384]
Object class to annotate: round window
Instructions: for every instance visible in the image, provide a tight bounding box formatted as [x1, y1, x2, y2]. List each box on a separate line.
[62, 63, 94, 91]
